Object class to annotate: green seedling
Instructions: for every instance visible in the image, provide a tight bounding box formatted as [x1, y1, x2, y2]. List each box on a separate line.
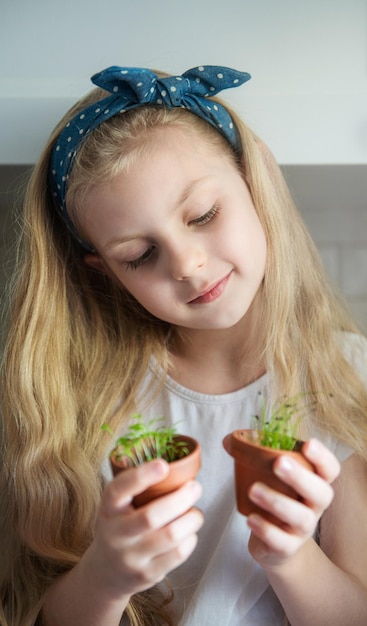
[102, 414, 190, 467]
[253, 393, 314, 451]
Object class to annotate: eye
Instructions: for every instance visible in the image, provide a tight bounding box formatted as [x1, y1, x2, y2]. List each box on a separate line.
[125, 246, 155, 270]
[190, 204, 220, 226]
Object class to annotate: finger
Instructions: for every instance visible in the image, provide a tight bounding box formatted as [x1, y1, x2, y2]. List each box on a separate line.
[129, 532, 201, 592]
[273, 455, 335, 512]
[129, 480, 203, 536]
[108, 508, 203, 593]
[103, 479, 202, 548]
[144, 533, 200, 585]
[126, 507, 204, 561]
[301, 439, 341, 483]
[105, 530, 201, 595]
[247, 514, 304, 558]
[248, 482, 316, 534]
[102, 460, 169, 516]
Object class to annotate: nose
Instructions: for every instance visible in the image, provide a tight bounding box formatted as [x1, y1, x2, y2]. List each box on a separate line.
[168, 239, 206, 281]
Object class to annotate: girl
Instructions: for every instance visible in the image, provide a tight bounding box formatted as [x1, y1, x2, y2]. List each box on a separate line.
[1, 65, 367, 626]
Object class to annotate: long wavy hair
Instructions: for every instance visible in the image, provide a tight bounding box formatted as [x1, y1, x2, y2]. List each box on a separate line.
[1, 80, 367, 626]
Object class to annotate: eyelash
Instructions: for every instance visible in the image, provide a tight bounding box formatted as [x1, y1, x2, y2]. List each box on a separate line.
[190, 204, 220, 225]
[125, 204, 220, 270]
[125, 247, 155, 271]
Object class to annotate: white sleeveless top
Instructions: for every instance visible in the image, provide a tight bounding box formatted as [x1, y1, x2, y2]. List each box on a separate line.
[140, 374, 353, 625]
[145, 375, 354, 626]
[103, 333, 365, 625]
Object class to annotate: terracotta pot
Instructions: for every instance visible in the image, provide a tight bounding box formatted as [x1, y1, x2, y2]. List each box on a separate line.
[223, 429, 314, 525]
[110, 434, 201, 507]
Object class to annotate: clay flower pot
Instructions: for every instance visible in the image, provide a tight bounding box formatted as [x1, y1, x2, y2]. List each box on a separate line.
[223, 429, 314, 525]
[110, 434, 201, 507]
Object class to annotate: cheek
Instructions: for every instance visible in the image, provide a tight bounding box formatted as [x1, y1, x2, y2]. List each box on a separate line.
[117, 273, 164, 307]
[255, 225, 267, 264]
[232, 216, 267, 275]
[125, 283, 173, 321]
[105, 261, 147, 293]
[250, 227, 267, 274]
[232, 212, 266, 251]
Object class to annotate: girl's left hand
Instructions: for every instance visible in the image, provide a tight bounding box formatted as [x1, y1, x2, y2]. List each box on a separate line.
[247, 438, 340, 570]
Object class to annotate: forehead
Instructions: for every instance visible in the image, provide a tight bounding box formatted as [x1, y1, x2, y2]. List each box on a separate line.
[131, 120, 233, 162]
[72, 121, 238, 232]
[71, 112, 234, 194]
[80, 127, 239, 228]
[95, 123, 235, 195]
[107, 129, 233, 199]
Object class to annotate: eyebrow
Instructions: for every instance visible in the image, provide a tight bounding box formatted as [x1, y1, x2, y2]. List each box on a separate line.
[103, 176, 211, 252]
[177, 176, 211, 205]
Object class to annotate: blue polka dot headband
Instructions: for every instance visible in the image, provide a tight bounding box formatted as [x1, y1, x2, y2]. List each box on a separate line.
[49, 65, 251, 250]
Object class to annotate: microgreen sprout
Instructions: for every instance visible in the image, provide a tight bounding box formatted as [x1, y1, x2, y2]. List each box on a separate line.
[102, 414, 190, 467]
[253, 393, 316, 450]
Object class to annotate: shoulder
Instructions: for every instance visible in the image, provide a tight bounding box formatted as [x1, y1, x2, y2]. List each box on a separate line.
[320, 452, 367, 591]
[338, 331, 367, 385]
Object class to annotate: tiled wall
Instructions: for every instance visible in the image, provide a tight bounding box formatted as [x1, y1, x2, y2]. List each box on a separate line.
[0, 164, 366, 333]
[283, 165, 367, 333]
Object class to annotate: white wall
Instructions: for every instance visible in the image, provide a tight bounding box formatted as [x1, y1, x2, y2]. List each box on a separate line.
[1, 0, 367, 164]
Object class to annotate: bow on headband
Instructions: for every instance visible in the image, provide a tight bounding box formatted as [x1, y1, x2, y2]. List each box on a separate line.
[49, 65, 251, 250]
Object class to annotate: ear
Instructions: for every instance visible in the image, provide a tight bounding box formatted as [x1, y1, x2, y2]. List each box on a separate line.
[83, 253, 125, 290]
[83, 253, 107, 274]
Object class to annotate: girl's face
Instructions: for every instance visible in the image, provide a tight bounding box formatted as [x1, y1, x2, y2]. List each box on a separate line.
[81, 128, 267, 333]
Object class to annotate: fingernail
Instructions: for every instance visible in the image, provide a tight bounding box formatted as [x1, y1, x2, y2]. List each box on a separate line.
[247, 513, 262, 527]
[190, 481, 202, 498]
[149, 459, 169, 476]
[249, 482, 263, 499]
[306, 439, 320, 456]
[274, 456, 293, 476]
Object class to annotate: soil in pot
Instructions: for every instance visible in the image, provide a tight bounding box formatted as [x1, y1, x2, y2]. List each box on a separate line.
[110, 434, 201, 507]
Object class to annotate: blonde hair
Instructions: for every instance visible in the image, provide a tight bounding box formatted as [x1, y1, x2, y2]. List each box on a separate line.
[1, 81, 367, 625]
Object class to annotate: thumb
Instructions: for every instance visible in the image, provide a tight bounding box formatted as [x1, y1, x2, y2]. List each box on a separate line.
[101, 460, 169, 516]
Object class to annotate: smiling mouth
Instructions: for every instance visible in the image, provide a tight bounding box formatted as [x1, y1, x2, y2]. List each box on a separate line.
[188, 272, 232, 305]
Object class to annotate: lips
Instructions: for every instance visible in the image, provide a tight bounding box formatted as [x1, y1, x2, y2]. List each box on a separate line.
[188, 272, 232, 304]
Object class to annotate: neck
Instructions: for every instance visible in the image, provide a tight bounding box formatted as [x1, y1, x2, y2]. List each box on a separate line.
[169, 307, 266, 394]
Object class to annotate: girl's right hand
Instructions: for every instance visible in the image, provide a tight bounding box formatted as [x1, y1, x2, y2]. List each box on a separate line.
[84, 460, 203, 600]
